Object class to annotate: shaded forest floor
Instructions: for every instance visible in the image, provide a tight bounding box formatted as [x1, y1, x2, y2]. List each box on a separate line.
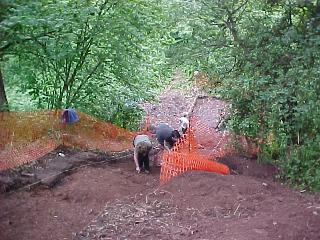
[0, 75, 319, 240]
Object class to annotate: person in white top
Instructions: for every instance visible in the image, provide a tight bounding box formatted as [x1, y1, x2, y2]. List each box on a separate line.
[178, 112, 189, 135]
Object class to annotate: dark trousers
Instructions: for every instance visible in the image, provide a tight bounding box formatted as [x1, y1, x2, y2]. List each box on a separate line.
[138, 154, 150, 171]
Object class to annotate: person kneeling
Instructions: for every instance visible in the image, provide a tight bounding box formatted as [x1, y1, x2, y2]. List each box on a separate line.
[133, 134, 152, 174]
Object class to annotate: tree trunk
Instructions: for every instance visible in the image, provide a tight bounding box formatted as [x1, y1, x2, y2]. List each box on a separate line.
[0, 67, 9, 111]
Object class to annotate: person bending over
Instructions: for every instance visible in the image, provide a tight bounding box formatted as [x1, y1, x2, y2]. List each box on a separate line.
[155, 123, 181, 150]
[133, 134, 152, 173]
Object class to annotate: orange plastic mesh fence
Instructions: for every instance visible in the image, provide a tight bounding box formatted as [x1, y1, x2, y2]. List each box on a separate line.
[0, 110, 62, 149]
[0, 139, 59, 170]
[0, 110, 133, 171]
[1, 111, 231, 184]
[60, 111, 134, 152]
[159, 126, 230, 184]
[190, 116, 232, 156]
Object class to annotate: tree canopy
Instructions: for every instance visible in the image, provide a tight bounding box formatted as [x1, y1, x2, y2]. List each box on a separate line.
[166, 0, 320, 191]
[1, 0, 169, 127]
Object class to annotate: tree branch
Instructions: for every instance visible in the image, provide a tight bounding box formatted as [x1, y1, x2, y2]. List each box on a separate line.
[0, 30, 56, 53]
[232, 0, 249, 15]
[68, 58, 105, 104]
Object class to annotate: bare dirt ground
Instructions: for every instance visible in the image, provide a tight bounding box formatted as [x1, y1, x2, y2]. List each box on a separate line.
[1, 74, 320, 240]
[0, 150, 161, 240]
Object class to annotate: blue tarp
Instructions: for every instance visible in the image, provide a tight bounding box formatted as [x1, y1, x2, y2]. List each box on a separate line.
[61, 108, 79, 124]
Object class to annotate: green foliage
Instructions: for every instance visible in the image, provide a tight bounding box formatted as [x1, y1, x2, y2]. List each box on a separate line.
[106, 102, 144, 131]
[2, 0, 170, 127]
[166, 0, 320, 190]
[280, 138, 320, 192]
[222, 2, 320, 191]
[5, 86, 36, 111]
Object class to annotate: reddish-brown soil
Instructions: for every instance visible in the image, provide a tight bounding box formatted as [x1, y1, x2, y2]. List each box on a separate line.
[1, 75, 319, 240]
[0, 155, 160, 240]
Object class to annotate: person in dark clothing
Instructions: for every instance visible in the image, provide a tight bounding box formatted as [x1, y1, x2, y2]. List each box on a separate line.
[133, 134, 152, 173]
[155, 123, 180, 150]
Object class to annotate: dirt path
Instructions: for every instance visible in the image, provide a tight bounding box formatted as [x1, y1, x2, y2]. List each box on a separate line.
[76, 75, 320, 240]
[1, 73, 319, 240]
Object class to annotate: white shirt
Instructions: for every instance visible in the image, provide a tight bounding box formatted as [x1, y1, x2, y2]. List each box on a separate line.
[179, 117, 189, 134]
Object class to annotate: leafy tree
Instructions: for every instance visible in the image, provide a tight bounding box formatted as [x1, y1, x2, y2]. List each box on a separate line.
[167, 0, 320, 190]
[0, 0, 58, 111]
[3, 0, 169, 128]
[0, 0, 16, 111]
[165, 0, 248, 77]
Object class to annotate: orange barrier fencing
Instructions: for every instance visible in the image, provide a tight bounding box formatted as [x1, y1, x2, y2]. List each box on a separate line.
[160, 126, 230, 183]
[60, 111, 134, 152]
[0, 110, 133, 171]
[1, 111, 230, 184]
[0, 139, 59, 170]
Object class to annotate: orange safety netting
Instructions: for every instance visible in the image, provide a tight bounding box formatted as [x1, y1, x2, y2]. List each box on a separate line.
[0, 110, 133, 171]
[159, 126, 230, 184]
[0, 110, 230, 183]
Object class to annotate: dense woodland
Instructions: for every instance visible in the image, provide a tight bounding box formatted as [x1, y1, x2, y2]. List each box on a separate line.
[0, 0, 319, 191]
